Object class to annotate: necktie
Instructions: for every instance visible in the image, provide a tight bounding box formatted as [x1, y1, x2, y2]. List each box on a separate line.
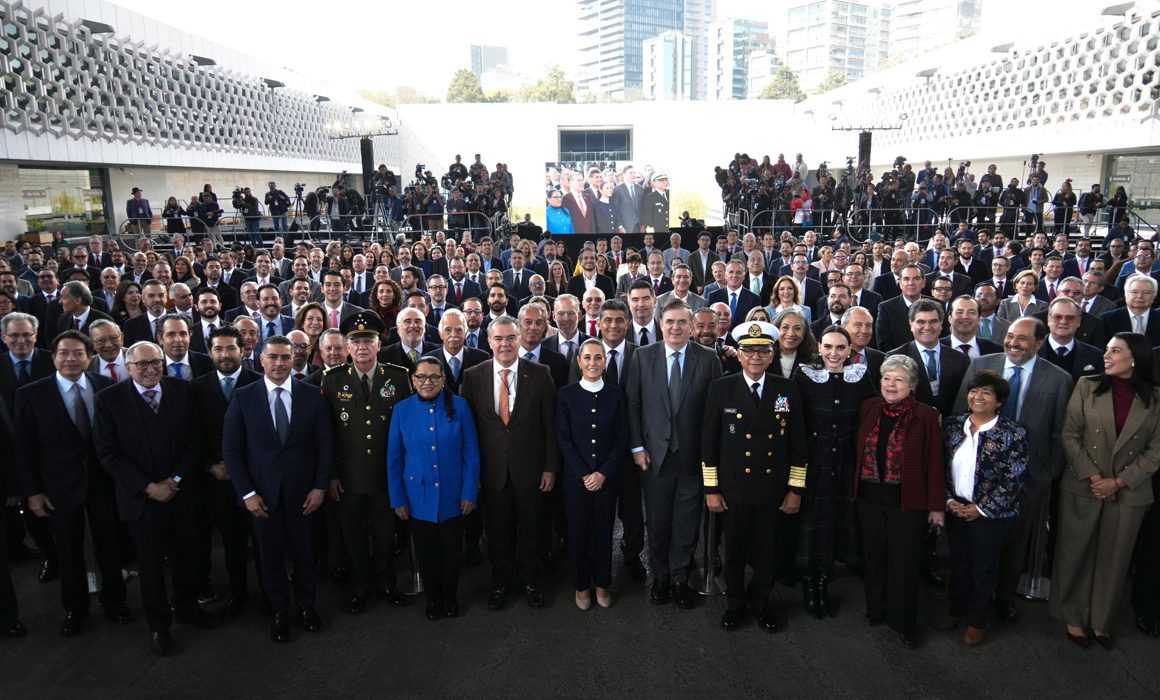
[107, 363, 118, 382]
[15, 360, 30, 386]
[924, 348, 938, 381]
[589, 319, 598, 336]
[449, 356, 461, 382]
[653, 279, 660, 295]
[74, 317, 82, 330]
[1134, 315, 1145, 334]
[1048, 283, 1056, 300]
[514, 271, 520, 288]
[752, 277, 761, 295]
[562, 340, 574, 361]
[361, 374, 371, 398]
[1081, 299, 1089, 312]
[466, 333, 477, 349]
[524, 351, 535, 362]
[434, 307, 443, 323]
[266, 321, 276, 340]
[959, 344, 971, 358]
[606, 349, 619, 385]
[1003, 365, 1023, 419]
[355, 276, 363, 294]
[980, 317, 992, 340]
[1058, 345, 1069, 358]
[750, 381, 761, 406]
[143, 389, 159, 413]
[172, 363, 184, 379]
[71, 383, 90, 440]
[208, 322, 216, 337]
[330, 309, 339, 328]
[668, 351, 682, 451]
[221, 376, 234, 400]
[408, 349, 418, 364]
[640, 327, 650, 346]
[498, 368, 511, 425]
[252, 310, 260, 321]
[455, 282, 462, 302]
[729, 291, 737, 317]
[273, 387, 290, 445]
[853, 351, 863, 364]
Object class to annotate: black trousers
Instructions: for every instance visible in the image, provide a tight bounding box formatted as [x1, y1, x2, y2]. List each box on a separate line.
[1132, 500, 1160, 617]
[463, 507, 483, 553]
[564, 475, 617, 591]
[538, 486, 566, 561]
[483, 482, 542, 589]
[311, 497, 346, 572]
[252, 501, 317, 616]
[617, 457, 645, 562]
[947, 513, 1014, 629]
[996, 490, 1045, 604]
[338, 491, 395, 595]
[4, 503, 56, 562]
[857, 498, 925, 635]
[642, 451, 702, 585]
[194, 475, 257, 599]
[49, 479, 126, 614]
[410, 516, 464, 607]
[722, 502, 779, 610]
[0, 503, 17, 625]
[129, 496, 197, 632]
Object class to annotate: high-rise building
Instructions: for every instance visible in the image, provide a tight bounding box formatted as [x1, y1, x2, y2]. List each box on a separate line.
[643, 30, 694, 101]
[746, 49, 783, 100]
[576, 0, 684, 100]
[707, 17, 770, 101]
[784, 0, 892, 92]
[682, 0, 713, 100]
[890, 0, 982, 59]
[470, 45, 509, 78]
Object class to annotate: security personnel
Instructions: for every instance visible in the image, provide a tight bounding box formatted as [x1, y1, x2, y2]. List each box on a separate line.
[321, 311, 412, 614]
[702, 321, 807, 633]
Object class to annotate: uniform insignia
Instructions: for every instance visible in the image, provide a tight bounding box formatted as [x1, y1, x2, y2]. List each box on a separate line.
[728, 424, 736, 434]
[339, 411, 349, 422]
[382, 381, 396, 399]
[343, 385, 349, 391]
[748, 324, 762, 337]
[774, 395, 790, 413]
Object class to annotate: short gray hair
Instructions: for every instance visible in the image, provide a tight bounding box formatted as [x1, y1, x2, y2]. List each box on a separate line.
[1126, 273, 1158, 297]
[488, 314, 520, 339]
[2, 311, 38, 334]
[125, 340, 161, 362]
[880, 354, 919, 388]
[439, 308, 466, 330]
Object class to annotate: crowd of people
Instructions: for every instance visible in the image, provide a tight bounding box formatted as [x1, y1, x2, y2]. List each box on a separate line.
[717, 153, 1135, 244]
[1, 217, 1160, 659]
[544, 163, 673, 235]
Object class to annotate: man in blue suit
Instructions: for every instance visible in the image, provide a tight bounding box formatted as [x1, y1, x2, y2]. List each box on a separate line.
[223, 335, 334, 644]
[706, 261, 760, 331]
[125, 187, 152, 235]
[255, 285, 294, 349]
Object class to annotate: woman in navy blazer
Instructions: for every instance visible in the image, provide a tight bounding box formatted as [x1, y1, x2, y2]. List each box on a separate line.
[940, 370, 1028, 647]
[556, 338, 628, 610]
[387, 357, 480, 620]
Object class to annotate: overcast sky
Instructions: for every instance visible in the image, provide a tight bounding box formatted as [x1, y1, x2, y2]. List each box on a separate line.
[108, 0, 1098, 100]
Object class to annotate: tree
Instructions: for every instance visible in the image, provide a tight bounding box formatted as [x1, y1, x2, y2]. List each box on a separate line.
[446, 69, 485, 103]
[758, 67, 806, 102]
[395, 86, 438, 104]
[814, 70, 847, 95]
[520, 65, 575, 103]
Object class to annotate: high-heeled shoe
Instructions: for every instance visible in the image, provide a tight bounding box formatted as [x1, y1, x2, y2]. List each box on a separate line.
[575, 590, 592, 611]
[801, 576, 821, 619]
[817, 573, 834, 618]
[594, 587, 612, 609]
[1065, 628, 1090, 649]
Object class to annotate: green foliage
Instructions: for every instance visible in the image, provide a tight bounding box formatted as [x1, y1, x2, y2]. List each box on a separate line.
[446, 69, 485, 103]
[520, 65, 575, 103]
[814, 70, 848, 95]
[759, 67, 806, 102]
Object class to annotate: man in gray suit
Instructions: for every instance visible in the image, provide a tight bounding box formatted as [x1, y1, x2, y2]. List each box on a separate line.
[953, 316, 1072, 622]
[662, 233, 690, 271]
[627, 298, 722, 608]
[611, 165, 644, 234]
[656, 264, 706, 321]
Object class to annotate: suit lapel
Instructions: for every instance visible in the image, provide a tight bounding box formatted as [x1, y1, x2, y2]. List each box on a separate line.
[1112, 391, 1150, 454]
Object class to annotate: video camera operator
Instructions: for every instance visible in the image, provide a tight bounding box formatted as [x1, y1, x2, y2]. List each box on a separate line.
[232, 186, 263, 246]
[947, 182, 972, 226]
[910, 181, 936, 239]
[327, 183, 350, 240]
[998, 178, 1026, 236]
[372, 164, 397, 191]
[421, 183, 444, 231]
[446, 188, 469, 232]
[448, 155, 469, 185]
[385, 185, 406, 226]
[265, 181, 290, 233]
[811, 173, 835, 230]
[915, 160, 938, 187]
[1077, 183, 1105, 238]
[468, 154, 489, 185]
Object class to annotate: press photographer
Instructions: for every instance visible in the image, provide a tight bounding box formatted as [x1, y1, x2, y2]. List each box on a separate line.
[232, 186, 263, 246]
[265, 181, 291, 233]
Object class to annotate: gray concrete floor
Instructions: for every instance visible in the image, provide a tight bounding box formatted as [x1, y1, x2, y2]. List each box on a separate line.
[1, 544, 1158, 699]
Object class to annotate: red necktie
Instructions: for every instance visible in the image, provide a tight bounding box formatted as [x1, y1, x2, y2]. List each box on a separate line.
[107, 363, 118, 381]
[1048, 283, 1056, 301]
[589, 319, 597, 336]
[455, 282, 462, 302]
[854, 352, 863, 363]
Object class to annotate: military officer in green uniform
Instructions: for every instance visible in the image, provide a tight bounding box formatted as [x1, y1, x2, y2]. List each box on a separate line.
[322, 311, 413, 613]
[702, 321, 808, 633]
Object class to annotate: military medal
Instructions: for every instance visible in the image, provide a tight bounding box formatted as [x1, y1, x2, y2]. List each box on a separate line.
[774, 395, 790, 413]
[382, 382, 396, 399]
[340, 411, 349, 422]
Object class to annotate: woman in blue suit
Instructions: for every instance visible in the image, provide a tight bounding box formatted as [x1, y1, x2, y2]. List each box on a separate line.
[545, 191, 574, 234]
[388, 357, 480, 620]
[939, 370, 1028, 647]
[556, 338, 628, 610]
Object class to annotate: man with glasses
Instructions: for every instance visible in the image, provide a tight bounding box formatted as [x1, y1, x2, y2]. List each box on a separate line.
[321, 312, 412, 615]
[460, 297, 489, 354]
[87, 319, 127, 381]
[65, 247, 101, 288]
[839, 263, 881, 319]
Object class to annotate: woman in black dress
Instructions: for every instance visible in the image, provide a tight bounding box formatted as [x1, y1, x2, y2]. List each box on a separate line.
[796, 326, 876, 619]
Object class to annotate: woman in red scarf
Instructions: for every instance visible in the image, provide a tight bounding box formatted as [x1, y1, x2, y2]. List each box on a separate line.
[853, 354, 946, 649]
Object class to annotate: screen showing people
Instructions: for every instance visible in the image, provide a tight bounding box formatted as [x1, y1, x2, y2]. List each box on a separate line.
[545, 162, 671, 234]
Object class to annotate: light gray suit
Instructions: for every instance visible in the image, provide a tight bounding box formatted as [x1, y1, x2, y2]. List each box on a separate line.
[1081, 294, 1115, 319]
[977, 314, 1011, 344]
[626, 340, 721, 585]
[662, 246, 690, 270]
[954, 352, 1073, 604]
[655, 291, 707, 321]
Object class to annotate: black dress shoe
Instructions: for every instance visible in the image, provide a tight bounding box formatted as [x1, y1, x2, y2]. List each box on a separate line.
[1066, 629, 1090, 649]
[1094, 634, 1113, 650]
[2, 620, 27, 638]
[757, 607, 779, 634]
[150, 630, 175, 656]
[425, 602, 443, 621]
[38, 559, 59, 583]
[377, 586, 404, 607]
[898, 632, 918, 649]
[196, 582, 217, 605]
[525, 585, 545, 609]
[721, 607, 743, 631]
[673, 581, 696, 610]
[444, 601, 459, 618]
[105, 602, 134, 625]
[222, 596, 248, 619]
[175, 607, 220, 629]
[60, 611, 86, 637]
[994, 601, 1018, 623]
[298, 606, 322, 632]
[348, 595, 367, 615]
[270, 614, 290, 643]
[624, 557, 646, 582]
[649, 582, 671, 605]
[487, 588, 506, 611]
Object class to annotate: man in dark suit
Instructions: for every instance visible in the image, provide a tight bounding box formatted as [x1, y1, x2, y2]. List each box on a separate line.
[743, 252, 776, 307]
[940, 296, 1004, 363]
[461, 316, 559, 611]
[197, 259, 240, 312]
[93, 341, 216, 655]
[190, 327, 263, 618]
[1101, 275, 1160, 346]
[502, 250, 532, 301]
[0, 394, 24, 638]
[125, 187, 152, 234]
[562, 185, 596, 234]
[13, 331, 130, 637]
[926, 249, 973, 299]
[953, 317, 1072, 622]
[222, 335, 334, 643]
[1030, 277, 1105, 348]
[54, 280, 112, 337]
[516, 305, 570, 388]
[1036, 297, 1104, 382]
[188, 287, 224, 357]
[25, 268, 61, 349]
[564, 248, 615, 300]
[158, 315, 213, 380]
[422, 309, 489, 395]
[378, 308, 439, 371]
[255, 285, 295, 348]
[611, 165, 644, 234]
[706, 261, 760, 331]
[887, 299, 969, 417]
[446, 258, 482, 308]
[627, 299, 722, 607]
[541, 295, 587, 366]
[843, 307, 885, 383]
[875, 265, 927, 353]
[871, 251, 908, 300]
[841, 264, 882, 320]
[121, 280, 170, 347]
[687, 232, 720, 294]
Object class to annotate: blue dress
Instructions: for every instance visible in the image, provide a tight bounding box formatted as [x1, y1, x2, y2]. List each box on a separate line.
[386, 392, 480, 523]
[546, 205, 574, 234]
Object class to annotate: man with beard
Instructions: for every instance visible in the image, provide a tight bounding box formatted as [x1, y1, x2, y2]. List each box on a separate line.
[256, 285, 294, 347]
[189, 288, 223, 356]
[694, 306, 738, 376]
[811, 283, 851, 339]
[158, 314, 212, 379]
[566, 249, 615, 299]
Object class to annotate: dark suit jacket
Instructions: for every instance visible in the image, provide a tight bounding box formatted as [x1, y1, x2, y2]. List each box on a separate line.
[926, 271, 973, 299]
[955, 258, 989, 285]
[55, 307, 113, 337]
[939, 335, 1003, 359]
[872, 271, 901, 299]
[166, 351, 213, 379]
[25, 293, 62, 348]
[1100, 307, 1160, 347]
[379, 341, 440, 371]
[461, 358, 560, 492]
[798, 277, 825, 311]
[192, 369, 263, 468]
[13, 372, 114, 505]
[93, 377, 200, 521]
[848, 347, 886, 387]
[611, 183, 644, 233]
[121, 313, 164, 346]
[562, 190, 596, 234]
[502, 268, 532, 300]
[542, 331, 590, 366]
[779, 264, 821, 282]
[564, 273, 615, 300]
[847, 288, 882, 318]
[420, 346, 489, 395]
[744, 273, 777, 306]
[852, 398, 946, 511]
[1030, 309, 1106, 349]
[196, 283, 239, 311]
[0, 348, 54, 410]
[446, 278, 482, 307]
[1037, 340, 1103, 383]
[875, 296, 916, 353]
[527, 345, 570, 388]
[888, 341, 970, 417]
[707, 287, 760, 329]
[687, 250, 719, 291]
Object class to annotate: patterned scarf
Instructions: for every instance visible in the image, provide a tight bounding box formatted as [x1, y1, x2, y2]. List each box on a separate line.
[860, 394, 916, 485]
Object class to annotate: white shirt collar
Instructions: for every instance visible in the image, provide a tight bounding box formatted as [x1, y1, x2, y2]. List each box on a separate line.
[55, 371, 88, 394]
[742, 372, 766, 394]
[263, 375, 290, 393]
[1048, 336, 1075, 352]
[579, 378, 604, 393]
[216, 368, 242, 382]
[443, 347, 464, 362]
[962, 414, 999, 437]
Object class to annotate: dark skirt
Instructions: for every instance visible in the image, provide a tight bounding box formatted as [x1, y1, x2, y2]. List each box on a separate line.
[796, 433, 862, 572]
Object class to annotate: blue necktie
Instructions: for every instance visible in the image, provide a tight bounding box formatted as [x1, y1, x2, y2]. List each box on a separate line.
[221, 376, 234, 401]
[173, 363, 184, 379]
[729, 291, 737, 317]
[273, 387, 290, 445]
[1003, 366, 1023, 419]
[923, 349, 938, 381]
[449, 356, 461, 382]
[466, 333, 477, 349]
[524, 351, 535, 362]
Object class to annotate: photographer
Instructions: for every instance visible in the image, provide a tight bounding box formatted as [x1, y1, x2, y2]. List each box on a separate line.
[196, 191, 225, 245]
[446, 189, 469, 233]
[946, 183, 973, 227]
[812, 174, 835, 230]
[468, 154, 489, 185]
[975, 171, 1001, 227]
[998, 178, 1026, 237]
[305, 186, 322, 232]
[327, 183, 350, 239]
[1077, 183, 1104, 238]
[385, 186, 406, 226]
[372, 164, 397, 191]
[232, 186, 263, 246]
[916, 160, 938, 188]
[1052, 180, 1077, 235]
[448, 155, 469, 185]
[422, 184, 445, 231]
[265, 181, 291, 234]
[910, 181, 936, 239]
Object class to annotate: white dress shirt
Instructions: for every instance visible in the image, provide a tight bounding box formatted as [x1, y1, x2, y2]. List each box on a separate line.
[492, 359, 518, 415]
[950, 415, 998, 516]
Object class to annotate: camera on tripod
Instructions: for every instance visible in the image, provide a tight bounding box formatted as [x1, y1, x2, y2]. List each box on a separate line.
[956, 161, 971, 181]
[317, 185, 331, 205]
[231, 186, 245, 208]
[1029, 153, 1040, 170]
[332, 170, 348, 188]
[293, 183, 305, 196]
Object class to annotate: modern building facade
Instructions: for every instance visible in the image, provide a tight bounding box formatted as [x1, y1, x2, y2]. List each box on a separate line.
[890, 0, 982, 60]
[707, 17, 770, 101]
[784, 0, 892, 92]
[470, 45, 509, 78]
[643, 31, 694, 101]
[575, 0, 684, 101]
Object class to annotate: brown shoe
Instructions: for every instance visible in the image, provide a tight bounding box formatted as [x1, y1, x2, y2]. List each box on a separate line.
[964, 626, 986, 646]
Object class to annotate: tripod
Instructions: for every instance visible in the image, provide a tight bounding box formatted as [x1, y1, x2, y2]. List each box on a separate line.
[289, 188, 309, 245]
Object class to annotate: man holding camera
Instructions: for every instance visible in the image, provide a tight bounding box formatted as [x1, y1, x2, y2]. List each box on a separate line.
[265, 183, 290, 234]
[233, 188, 263, 247]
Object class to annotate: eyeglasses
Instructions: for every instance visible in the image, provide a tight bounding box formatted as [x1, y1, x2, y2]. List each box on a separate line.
[413, 374, 443, 383]
[129, 359, 164, 370]
[288, 342, 309, 350]
[427, 285, 447, 290]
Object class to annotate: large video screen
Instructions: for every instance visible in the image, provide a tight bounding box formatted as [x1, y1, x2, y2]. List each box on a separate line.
[544, 161, 674, 234]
